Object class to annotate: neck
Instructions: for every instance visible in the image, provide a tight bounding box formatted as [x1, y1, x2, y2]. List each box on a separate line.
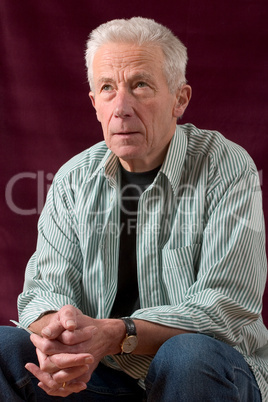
[119, 145, 170, 173]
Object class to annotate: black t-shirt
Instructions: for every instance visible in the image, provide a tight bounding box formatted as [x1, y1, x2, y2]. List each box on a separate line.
[110, 164, 160, 318]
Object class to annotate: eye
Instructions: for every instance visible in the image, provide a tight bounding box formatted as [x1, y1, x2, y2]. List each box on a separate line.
[135, 82, 148, 88]
[101, 84, 113, 92]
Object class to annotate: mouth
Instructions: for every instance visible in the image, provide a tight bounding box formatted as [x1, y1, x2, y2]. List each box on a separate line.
[113, 131, 140, 136]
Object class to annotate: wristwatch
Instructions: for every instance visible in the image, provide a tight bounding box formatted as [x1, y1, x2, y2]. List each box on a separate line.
[120, 317, 138, 354]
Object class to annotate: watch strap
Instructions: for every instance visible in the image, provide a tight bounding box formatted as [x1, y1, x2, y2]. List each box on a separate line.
[121, 317, 137, 336]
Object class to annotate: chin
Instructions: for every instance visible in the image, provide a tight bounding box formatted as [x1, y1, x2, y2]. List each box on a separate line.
[112, 146, 144, 160]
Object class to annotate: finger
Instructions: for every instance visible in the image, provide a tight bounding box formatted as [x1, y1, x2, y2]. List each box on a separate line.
[41, 312, 65, 339]
[50, 352, 94, 369]
[31, 332, 97, 356]
[36, 344, 94, 373]
[42, 305, 80, 339]
[38, 380, 87, 397]
[36, 348, 58, 374]
[30, 333, 67, 355]
[25, 363, 61, 391]
[52, 364, 90, 384]
[71, 358, 99, 384]
[25, 361, 89, 394]
[72, 369, 95, 384]
[59, 305, 80, 331]
[58, 325, 98, 346]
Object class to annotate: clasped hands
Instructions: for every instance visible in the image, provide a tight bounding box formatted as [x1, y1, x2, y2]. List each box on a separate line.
[25, 305, 120, 397]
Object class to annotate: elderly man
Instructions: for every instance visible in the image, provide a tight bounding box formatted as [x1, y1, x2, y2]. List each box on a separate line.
[0, 17, 267, 401]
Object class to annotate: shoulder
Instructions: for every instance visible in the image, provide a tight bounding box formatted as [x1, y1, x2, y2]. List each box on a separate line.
[180, 123, 258, 179]
[53, 140, 109, 185]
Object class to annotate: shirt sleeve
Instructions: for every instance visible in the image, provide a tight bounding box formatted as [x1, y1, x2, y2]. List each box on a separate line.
[18, 176, 83, 327]
[132, 168, 267, 346]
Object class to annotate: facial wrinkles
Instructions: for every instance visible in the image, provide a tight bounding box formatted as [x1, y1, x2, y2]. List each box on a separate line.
[93, 44, 175, 157]
[95, 47, 159, 138]
[95, 44, 162, 89]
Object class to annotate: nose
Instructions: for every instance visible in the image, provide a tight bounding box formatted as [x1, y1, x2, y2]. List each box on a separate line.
[113, 89, 133, 118]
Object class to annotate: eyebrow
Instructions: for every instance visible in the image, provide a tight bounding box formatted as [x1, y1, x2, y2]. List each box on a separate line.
[96, 77, 114, 85]
[130, 72, 154, 82]
[96, 72, 154, 88]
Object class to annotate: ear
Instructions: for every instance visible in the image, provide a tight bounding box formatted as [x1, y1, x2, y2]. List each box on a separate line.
[89, 91, 96, 108]
[173, 84, 192, 118]
[89, 91, 101, 122]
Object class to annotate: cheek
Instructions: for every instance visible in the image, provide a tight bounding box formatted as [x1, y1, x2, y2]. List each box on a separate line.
[97, 104, 113, 126]
[95, 105, 104, 123]
[96, 111, 107, 131]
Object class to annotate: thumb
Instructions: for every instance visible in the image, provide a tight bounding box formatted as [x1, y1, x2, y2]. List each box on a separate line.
[60, 305, 81, 331]
[41, 305, 80, 338]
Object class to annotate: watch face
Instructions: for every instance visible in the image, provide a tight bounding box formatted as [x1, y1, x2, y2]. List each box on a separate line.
[122, 335, 138, 353]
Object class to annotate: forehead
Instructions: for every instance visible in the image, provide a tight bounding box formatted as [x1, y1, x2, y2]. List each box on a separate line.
[92, 42, 165, 79]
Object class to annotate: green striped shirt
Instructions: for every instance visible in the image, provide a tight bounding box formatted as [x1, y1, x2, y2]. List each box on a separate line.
[18, 124, 268, 399]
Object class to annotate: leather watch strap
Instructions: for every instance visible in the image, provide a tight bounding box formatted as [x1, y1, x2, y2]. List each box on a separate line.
[121, 317, 137, 336]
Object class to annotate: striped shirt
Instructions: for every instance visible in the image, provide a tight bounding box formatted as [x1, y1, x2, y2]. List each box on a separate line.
[18, 124, 268, 399]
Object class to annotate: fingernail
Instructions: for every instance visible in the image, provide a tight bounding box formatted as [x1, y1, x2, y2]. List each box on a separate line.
[85, 356, 93, 363]
[66, 320, 76, 328]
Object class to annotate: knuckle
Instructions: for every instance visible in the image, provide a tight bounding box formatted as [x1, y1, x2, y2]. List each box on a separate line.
[39, 361, 47, 371]
[75, 343, 86, 354]
[41, 339, 53, 354]
[51, 354, 62, 367]
[79, 364, 89, 375]
[61, 304, 76, 316]
[62, 331, 76, 345]
[47, 378, 59, 391]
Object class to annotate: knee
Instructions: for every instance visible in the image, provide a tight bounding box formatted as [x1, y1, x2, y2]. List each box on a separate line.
[145, 334, 260, 401]
[0, 326, 30, 350]
[148, 333, 221, 379]
[0, 326, 36, 366]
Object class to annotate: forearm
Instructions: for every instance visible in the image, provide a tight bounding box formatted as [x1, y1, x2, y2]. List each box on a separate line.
[133, 319, 192, 355]
[97, 318, 192, 356]
[29, 308, 191, 357]
[29, 311, 58, 335]
[76, 318, 192, 356]
[72, 317, 193, 356]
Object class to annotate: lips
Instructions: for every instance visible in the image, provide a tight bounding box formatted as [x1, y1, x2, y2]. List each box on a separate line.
[113, 131, 139, 136]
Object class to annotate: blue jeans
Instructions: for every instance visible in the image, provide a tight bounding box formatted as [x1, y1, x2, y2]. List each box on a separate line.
[0, 327, 262, 401]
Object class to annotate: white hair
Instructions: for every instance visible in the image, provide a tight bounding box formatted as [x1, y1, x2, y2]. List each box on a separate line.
[85, 17, 188, 93]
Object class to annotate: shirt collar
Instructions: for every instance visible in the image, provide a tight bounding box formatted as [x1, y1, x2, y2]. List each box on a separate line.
[86, 147, 119, 186]
[159, 125, 188, 195]
[86, 125, 187, 194]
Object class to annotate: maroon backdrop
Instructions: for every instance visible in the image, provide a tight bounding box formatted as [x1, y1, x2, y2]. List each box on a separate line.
[1, 0, 267, 326]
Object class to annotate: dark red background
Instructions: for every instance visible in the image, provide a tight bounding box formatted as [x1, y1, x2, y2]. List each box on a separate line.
[1, 1, 267, 326]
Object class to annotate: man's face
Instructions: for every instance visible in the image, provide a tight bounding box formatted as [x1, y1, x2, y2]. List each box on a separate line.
[90, 42, 190, 172]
